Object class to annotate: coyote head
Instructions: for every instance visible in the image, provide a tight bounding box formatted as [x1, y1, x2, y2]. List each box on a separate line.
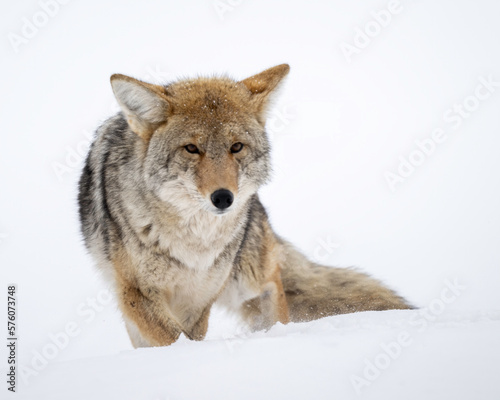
[110, 64, 289, 216]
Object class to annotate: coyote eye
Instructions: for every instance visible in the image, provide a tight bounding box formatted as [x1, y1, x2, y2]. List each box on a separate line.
[230, 142, 244, 153]
[185, 144, 199, 154]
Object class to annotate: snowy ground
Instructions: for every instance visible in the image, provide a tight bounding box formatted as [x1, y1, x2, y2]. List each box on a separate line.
[2, 0, 500, 398]
[16, 310, 500, 400]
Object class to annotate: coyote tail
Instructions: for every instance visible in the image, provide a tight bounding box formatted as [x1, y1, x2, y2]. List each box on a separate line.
[279, 242, 413, 323]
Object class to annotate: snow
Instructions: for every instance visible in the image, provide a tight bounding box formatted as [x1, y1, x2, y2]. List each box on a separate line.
[2, 0, 500, 398]
[17, 310, 500, 400]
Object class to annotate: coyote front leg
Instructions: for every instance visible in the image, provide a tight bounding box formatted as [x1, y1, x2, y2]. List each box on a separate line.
[117, 280, 182, 347]
[112, 249, 182, 347]
[184, 304, 212, 341]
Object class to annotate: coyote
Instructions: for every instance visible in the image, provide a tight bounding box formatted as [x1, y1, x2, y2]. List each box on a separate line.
[78, 64, 411, 347]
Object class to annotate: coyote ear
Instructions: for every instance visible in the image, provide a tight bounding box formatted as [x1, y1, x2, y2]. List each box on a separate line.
[110, 74, 170, 141]
[239, 64, 290, 125]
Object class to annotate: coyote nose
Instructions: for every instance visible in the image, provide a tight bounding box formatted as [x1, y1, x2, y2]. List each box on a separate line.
[211, 189, 234, 210]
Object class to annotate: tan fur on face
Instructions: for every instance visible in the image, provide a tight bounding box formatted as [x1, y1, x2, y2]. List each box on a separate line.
[196, 153, 239, 198]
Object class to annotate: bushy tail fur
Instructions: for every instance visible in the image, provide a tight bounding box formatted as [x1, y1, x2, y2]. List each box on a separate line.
[279, 242, 413, 323]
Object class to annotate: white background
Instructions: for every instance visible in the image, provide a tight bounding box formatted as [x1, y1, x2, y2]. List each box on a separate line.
[1, 0, 499, 398]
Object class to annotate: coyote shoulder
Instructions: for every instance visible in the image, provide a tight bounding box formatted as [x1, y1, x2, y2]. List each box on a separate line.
[78, 64, 412, 347]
